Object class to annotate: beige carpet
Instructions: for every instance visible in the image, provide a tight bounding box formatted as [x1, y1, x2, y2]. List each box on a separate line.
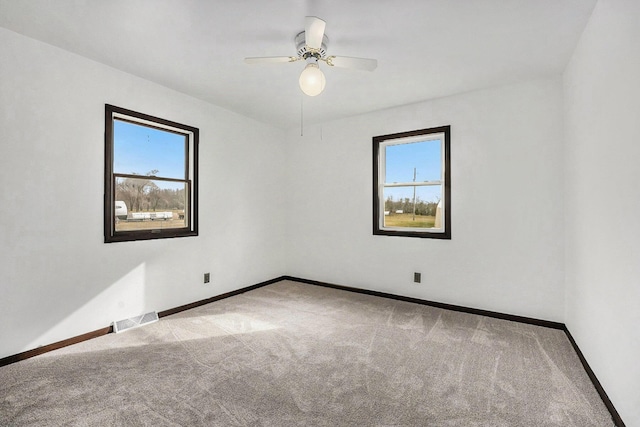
[0, 280, 614, 426]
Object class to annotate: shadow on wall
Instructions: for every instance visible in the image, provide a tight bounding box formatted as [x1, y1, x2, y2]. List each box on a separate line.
[0, 246, 166, 359]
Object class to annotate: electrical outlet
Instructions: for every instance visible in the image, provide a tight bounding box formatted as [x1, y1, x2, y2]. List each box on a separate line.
[204, 273, 210, 284]
[414, 272, 421, 283]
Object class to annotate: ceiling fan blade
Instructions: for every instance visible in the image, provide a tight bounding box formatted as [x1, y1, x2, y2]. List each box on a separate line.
[305, 16, 326, 49]
[244, 56, 298, 64]
[326, 56, 378, 71]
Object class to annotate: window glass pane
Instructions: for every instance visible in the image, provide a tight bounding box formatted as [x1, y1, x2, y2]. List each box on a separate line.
[385, 139, 441, 183]
[113, 119, 186, 179]
[114, 177, 188, 232]
[383, 185, 442, 229]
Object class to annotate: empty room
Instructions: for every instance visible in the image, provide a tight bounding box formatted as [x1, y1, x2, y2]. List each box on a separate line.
[0, 1, 638, 426]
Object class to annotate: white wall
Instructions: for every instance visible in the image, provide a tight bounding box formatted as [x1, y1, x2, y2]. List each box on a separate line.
[0, 27, 287, 360]
[564, 0, 640, 424]
[285, 78, 565, 322]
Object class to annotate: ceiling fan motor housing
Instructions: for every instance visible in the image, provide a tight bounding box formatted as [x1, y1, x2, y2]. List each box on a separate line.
[295, 31, 328, 59]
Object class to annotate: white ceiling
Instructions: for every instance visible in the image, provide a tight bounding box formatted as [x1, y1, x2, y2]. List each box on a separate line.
[0, 0, 596, 129]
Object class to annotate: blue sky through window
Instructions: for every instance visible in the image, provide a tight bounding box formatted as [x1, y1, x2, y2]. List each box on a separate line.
[113, 119, 186, 189]
[384, 139, 442, 201]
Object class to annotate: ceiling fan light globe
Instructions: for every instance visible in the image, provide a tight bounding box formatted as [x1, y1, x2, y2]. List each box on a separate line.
[299, 63, 326, 96]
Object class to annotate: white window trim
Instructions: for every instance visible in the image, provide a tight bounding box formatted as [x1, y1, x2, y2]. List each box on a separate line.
[378, 132, 446, 233]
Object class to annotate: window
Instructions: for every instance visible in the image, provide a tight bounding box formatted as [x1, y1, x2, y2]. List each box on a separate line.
[373, 126, 450, 239]
[104, 104, 198, 242]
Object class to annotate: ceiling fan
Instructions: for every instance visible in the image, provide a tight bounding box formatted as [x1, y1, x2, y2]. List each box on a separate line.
[244, 16, 378, 96]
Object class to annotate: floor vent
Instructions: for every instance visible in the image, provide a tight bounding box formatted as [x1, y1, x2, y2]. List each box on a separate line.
[113, 311, 159, 333]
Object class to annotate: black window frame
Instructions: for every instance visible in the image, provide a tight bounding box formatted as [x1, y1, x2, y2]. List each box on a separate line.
[104, 104, 199, 243]
[373, 125, 451, 239]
